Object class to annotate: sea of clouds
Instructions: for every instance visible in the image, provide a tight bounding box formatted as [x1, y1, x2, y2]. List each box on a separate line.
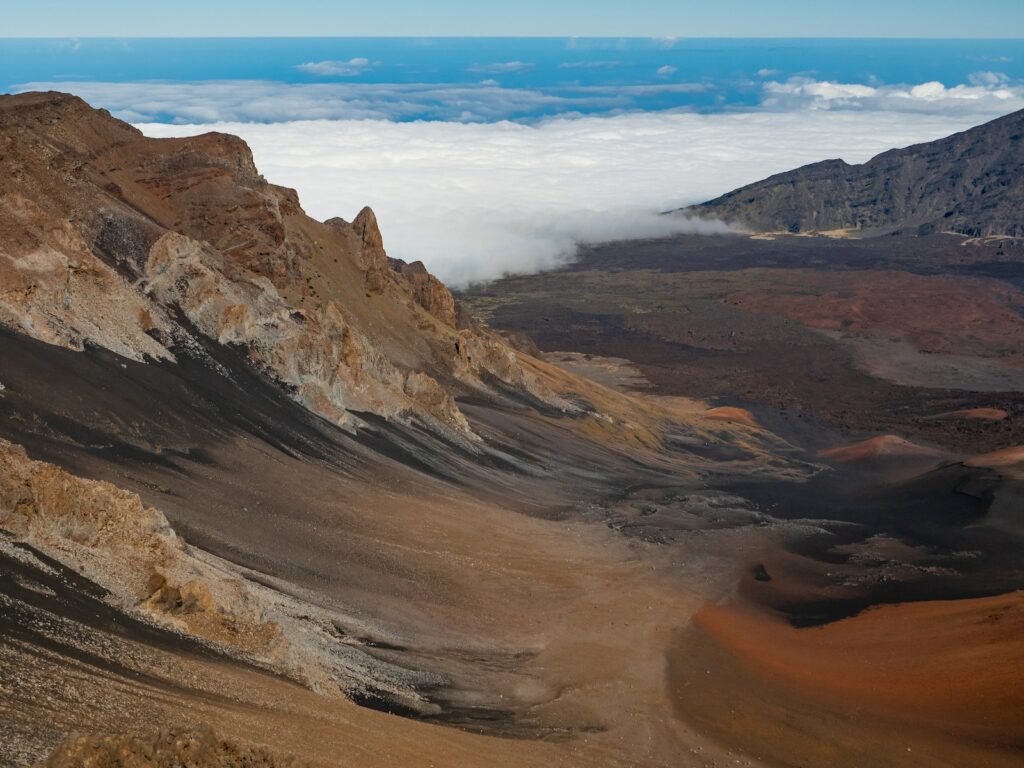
[23, 76, 1023, 285]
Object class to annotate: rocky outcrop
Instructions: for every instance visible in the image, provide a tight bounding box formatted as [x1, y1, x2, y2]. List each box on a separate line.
[0, 438, 441, 705]
[689, 107, 1024, 237]
[351, 206, 392, 294]
[0, 192, 173, 362]
[0, 438, 281, 655]
[141, 231, 472, 436]
[35, 726, 309, 768]
[390, 258, 458, 326]
[454, 329, 580, 413]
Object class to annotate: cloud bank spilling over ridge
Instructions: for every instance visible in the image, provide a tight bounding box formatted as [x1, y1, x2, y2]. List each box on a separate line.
[139, 110, 997, 285]
[25, 74, 1018, 284]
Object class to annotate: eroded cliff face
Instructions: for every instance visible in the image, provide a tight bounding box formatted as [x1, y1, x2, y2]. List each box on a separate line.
[0, 192, 174, 362]
[390, 258, 458, 326]
[0, 91, 571, 441]
[140, 231, 474, 436]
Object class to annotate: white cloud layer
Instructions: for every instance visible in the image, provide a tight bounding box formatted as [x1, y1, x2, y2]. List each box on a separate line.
[763, 75, 1023, 113]
[468, 61, 533, 74]
[296, 58, 372, 76]
[559, 60, 624, 69]
[19, 75, 1024, 124]
[138, 109, 1004, 286]
[19, 80, 603, 122]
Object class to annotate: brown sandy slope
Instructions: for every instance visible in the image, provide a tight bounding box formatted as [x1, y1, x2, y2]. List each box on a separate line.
[0, 318, 812, 763]
[670, 594, 1024, 768]
[1, 433, 737, 768]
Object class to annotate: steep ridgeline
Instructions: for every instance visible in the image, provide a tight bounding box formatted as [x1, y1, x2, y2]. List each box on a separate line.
[0, 92, 574, 445]
[689, 107, 1024, 237]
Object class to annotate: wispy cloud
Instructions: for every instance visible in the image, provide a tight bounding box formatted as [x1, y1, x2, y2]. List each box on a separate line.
[656, 65, 678, 77]
[296, 58, 372, 76]
[968, 54, 1012, 64]
[468, 60, 533, 74]
[23, 74, 1021, 127]
[559, 60, 624, 70]
[15, 80, 714, 123]
[968, 70, 1010, 86]
[762, 76, 1024, 114]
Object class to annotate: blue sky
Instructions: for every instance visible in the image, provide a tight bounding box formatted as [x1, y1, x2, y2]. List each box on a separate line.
[3, 1, 1024, 38]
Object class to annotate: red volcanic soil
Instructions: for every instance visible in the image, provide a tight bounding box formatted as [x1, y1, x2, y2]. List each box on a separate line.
[670, 593, 1024, 767]
[819, 434, 948, 464]
[696, 595, 1024, 731]
[966, 445, 1024, 468]
[702, 406, 758, 428]
[463, 251, 1024, 456]
[928, 407, 1010, 422]
[725, 269, 1024, 358]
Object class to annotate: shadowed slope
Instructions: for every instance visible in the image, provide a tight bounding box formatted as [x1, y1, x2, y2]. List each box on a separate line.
[689, 108, 1024, 237]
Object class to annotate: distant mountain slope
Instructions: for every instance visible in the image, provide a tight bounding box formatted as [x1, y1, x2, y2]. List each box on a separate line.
[690, 108, 1024, 237]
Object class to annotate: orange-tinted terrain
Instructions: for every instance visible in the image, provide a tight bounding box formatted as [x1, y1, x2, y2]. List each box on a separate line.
[2, 92, 1023, 768]
[462, 218, 1024, 766]
[670, 592, 1024, 768]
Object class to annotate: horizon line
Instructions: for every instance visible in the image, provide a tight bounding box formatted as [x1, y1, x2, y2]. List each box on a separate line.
[2, 35, 1024, 41]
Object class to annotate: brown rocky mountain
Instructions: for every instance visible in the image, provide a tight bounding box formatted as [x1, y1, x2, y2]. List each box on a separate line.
[689, 107, 1024, 237]
[0, 91, 579, 444]
[3, 92, 1023, 768]
[0, 91, 820, 765]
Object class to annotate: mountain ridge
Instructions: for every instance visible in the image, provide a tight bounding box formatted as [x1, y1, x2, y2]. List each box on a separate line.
[0, 90, 580, 444]
[689, 107, 1024, 237]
